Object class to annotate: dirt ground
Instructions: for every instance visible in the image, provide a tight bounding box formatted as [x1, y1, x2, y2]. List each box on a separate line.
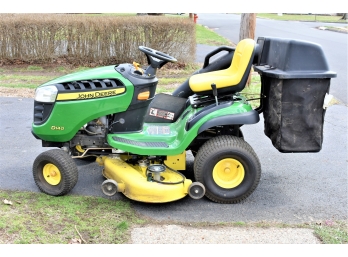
[0, 87, 35, 98]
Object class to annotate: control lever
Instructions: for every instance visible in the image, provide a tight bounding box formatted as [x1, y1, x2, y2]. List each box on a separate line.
[211, 83, 218, 106]
[132, 61, 144, 75]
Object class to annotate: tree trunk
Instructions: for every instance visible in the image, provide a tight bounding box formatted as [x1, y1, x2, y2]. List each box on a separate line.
[239, 13, 256, 41]
[341, 13, 347, 20]
[239, 13, 256, 87]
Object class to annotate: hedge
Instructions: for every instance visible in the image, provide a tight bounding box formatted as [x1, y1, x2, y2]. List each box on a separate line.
[0, 14, 196, 66]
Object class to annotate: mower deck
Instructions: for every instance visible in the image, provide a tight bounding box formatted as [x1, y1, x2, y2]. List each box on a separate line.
[99, 156, 193, 203]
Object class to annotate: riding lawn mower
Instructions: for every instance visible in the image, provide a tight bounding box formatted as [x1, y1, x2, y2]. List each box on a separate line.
[31, 37, 336, 204]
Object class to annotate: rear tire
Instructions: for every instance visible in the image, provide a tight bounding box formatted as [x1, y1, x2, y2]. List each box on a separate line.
[33, 149, 78, 196]
[194, 135, 261, 203]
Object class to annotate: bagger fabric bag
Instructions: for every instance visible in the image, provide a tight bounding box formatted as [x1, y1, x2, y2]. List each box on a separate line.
[254, 37, 336, 152]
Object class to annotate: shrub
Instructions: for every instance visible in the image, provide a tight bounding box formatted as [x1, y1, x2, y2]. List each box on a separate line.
[0, 14, 196, 66]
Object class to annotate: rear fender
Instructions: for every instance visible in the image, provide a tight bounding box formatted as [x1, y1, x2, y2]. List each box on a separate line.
[197, 110, 260, 134]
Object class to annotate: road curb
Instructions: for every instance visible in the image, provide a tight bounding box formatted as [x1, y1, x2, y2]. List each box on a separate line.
[130, 224, 321, 244]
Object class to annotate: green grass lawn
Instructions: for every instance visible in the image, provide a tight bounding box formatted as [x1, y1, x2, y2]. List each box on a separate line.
[257, 13, 348, 23]
[0, 74, 55, 88]
[196, 24, 233, 46]
[0, 190, 144, 244]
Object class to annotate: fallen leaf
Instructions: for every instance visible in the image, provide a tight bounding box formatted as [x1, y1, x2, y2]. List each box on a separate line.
[68, 238, 81, 244]
[3, 199, 13, 205]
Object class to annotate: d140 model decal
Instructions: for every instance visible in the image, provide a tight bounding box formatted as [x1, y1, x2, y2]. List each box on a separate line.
[149, 108, 175, 120]
[51, 126, 65, 130]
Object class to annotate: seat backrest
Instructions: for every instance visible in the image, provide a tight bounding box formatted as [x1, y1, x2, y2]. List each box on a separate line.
[228, 38, 255, 82]
[189, 38, 255, 94]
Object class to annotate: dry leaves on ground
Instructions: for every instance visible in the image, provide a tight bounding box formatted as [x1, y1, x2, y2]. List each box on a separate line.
[3, 199, 13, 205]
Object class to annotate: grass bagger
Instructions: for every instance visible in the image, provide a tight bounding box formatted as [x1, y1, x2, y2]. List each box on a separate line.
[31, 37, 336, 204]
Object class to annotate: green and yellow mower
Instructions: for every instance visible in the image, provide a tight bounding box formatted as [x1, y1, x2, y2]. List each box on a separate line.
[31, 37, 336, 204]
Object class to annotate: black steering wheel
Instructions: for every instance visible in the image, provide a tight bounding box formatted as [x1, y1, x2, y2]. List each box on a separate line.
[138, 46, 177, 63]
[138, 46, 177, 76]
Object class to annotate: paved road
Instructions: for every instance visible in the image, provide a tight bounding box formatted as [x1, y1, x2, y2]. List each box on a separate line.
[0, 14, 347, 224]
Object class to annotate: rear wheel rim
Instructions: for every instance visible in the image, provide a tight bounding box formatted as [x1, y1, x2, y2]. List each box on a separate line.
[212, 158, 244, 189]
[43, 163, 61, 185]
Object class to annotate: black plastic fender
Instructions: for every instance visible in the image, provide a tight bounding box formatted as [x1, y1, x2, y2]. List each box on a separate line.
[197, 110, 260, 134]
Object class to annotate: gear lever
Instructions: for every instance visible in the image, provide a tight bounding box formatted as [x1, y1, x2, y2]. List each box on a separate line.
[211, 83, 218, 106]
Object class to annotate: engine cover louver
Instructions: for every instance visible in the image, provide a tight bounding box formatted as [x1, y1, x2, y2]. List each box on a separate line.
[54, 79, 126, 101]
[54, 79, 125, 92]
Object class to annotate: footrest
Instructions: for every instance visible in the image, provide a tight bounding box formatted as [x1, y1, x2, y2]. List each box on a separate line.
[112, 136, 169, 148]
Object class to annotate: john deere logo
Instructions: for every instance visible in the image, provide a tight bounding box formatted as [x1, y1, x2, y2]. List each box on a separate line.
[77, 90, 120, 99]
[56, 88, 125, 101]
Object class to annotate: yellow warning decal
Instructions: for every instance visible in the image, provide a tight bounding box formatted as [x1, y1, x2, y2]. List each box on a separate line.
[56, 87, 126, 101]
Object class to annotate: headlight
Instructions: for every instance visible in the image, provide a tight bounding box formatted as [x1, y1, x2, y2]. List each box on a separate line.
[34, 85, 58, 102]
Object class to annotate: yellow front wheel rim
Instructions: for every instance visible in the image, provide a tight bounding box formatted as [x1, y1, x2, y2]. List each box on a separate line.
[43, 163, 62, 185]
[213, 158, 245, 189]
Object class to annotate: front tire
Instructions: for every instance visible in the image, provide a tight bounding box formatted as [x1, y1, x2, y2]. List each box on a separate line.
[33, 149, 78, 196]
[194, 135, 261, 203]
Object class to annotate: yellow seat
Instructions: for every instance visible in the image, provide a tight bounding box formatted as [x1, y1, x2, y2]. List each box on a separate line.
[189, 38, 255, 93]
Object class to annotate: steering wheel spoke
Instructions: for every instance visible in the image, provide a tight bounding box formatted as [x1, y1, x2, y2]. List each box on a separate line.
[139, 46, 177, 76]
[139, 46, 177, 63]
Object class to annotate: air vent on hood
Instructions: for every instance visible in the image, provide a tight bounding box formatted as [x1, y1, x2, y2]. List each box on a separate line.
[54, 79, 124, 92]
